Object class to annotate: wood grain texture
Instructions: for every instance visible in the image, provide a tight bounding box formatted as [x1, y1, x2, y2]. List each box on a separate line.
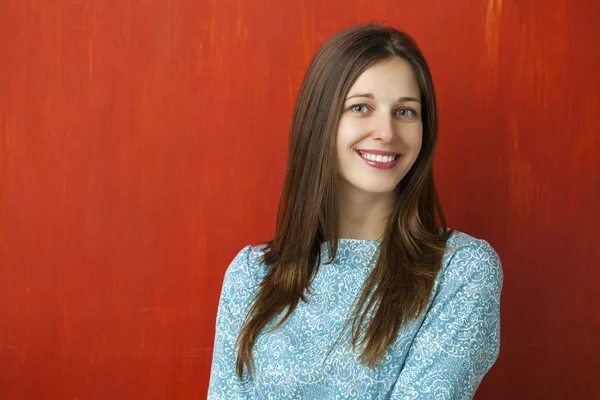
[0, 0, 598, 398]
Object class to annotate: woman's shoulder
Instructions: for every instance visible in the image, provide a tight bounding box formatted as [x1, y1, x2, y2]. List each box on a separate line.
[444, 229, 501, 259]
[221, 243, 270, 292]
[440, 229, 503, 286]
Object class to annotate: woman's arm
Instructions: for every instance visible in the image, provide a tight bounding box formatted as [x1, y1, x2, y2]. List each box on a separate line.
[390, 239, 503, 400]
[207, 246, 254, 400]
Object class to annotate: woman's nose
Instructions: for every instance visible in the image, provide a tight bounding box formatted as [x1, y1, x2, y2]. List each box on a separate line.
[371, 114, 394, 142]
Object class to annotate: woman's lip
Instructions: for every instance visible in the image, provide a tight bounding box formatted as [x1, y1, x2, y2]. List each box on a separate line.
[356, 150, 401, 169]
[356, 149, 400, 156]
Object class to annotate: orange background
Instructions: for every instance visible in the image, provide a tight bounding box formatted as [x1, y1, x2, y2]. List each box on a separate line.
[1, 0, 599, 398]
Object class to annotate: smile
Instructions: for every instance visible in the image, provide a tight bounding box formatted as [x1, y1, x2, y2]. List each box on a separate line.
[356, 150, 402, 169]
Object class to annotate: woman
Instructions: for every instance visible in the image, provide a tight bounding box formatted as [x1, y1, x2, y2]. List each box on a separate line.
[208, 23, 503, 399]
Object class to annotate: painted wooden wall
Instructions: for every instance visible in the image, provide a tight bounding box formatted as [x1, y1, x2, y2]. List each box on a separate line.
[1, 0, 598, 398]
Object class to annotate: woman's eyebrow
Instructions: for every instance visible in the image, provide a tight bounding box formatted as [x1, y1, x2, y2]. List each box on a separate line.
[344, 93, 421, 104]
[345, 93, 374, 101]
[398, 96, 421, 104]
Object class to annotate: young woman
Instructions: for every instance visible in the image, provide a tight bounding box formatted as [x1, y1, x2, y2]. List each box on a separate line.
[208, 23, 503, 399]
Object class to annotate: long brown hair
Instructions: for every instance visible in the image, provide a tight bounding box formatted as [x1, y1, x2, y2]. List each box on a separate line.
[235, 23, 453, 378]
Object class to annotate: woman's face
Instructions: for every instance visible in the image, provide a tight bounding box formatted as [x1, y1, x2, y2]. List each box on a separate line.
[336, 57, 423, 197]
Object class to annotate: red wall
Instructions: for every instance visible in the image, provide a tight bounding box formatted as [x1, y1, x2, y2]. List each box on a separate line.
[1, 1, 598, 398]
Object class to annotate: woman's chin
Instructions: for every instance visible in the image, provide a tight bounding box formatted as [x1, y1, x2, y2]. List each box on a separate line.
[350, 182, 401, 196]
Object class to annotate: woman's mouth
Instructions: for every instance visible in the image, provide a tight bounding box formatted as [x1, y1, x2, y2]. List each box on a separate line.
[356, 150, 402, 169]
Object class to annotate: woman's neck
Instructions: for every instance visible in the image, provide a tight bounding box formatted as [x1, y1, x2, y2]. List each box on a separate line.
[337, 187, 396, 241]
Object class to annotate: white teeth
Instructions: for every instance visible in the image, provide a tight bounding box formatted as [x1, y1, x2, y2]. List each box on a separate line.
[359, 152, 395, 162]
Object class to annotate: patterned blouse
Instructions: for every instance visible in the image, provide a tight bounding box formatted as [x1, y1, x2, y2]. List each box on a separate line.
[208, 230, 503, 399]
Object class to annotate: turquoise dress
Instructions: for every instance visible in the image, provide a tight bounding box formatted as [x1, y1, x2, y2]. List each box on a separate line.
[208, 231, 503, 399]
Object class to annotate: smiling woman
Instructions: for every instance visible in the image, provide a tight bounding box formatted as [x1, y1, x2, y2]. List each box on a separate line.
[336, 57, 424, 225]
[208, 23, 503, 400]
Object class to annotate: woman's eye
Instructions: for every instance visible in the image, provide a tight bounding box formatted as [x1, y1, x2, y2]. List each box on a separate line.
[350, 104, 369, 114]
[396, 108, 416, 118]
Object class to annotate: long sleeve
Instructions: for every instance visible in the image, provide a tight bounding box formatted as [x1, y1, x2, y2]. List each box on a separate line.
[390, 239, 503, 400]
[207, 246, 255, 400]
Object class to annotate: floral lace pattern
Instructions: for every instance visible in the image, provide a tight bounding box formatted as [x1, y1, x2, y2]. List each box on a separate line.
[208, 231, 503, 399]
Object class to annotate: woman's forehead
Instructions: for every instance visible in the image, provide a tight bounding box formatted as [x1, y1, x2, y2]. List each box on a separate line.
[346, 58, 421, 101]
